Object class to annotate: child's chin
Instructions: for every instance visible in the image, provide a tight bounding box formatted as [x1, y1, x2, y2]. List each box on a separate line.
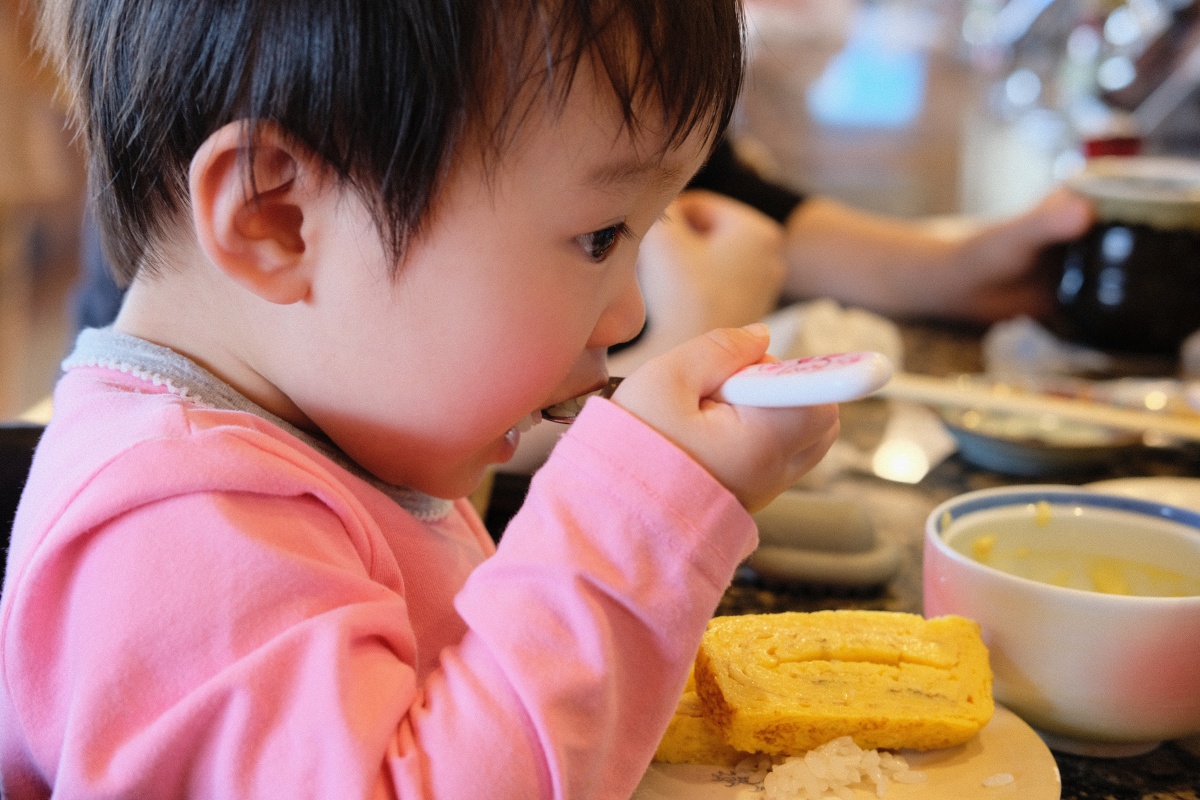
[432, 461, 500, 503]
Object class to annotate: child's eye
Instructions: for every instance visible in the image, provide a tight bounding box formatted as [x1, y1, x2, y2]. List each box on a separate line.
[576, 223, 631, 263]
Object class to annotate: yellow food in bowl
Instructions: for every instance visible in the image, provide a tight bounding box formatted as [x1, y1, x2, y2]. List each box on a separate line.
[950, 502, 1200, 597]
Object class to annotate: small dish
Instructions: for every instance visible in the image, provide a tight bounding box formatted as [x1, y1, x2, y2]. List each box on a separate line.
[940, 406, 1141, 477]
[742, 491, 902, 589]
[934, 375, 1143, 476]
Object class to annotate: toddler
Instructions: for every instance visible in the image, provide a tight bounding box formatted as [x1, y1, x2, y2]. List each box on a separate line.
[0, 1, 839, 797]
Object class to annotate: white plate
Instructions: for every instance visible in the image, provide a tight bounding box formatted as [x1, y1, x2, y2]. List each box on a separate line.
[632, 706, 1060, 800]
[1086, 477, 1200, 513]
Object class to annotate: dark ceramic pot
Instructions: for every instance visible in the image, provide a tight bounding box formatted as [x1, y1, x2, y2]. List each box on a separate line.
[1052, 156, 1200, 355]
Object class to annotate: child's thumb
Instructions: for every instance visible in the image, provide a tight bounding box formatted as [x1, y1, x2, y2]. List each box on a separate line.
[674, 323, 772, 398]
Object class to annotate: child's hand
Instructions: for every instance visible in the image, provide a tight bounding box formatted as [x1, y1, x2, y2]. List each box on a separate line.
[610, 324, 840, 512]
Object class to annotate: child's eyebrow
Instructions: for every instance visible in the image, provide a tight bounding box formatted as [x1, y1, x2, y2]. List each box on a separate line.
[584, 158, 689, 195]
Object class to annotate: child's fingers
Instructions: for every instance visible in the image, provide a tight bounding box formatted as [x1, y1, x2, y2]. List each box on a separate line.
[665, 323, 773, 400]
[698, 402, 840, 513]
[610, 323, 771, 434]
[611, 327, 841, 512]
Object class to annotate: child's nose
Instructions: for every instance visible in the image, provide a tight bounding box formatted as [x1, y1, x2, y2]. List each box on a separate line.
[588, 274, 646, 351]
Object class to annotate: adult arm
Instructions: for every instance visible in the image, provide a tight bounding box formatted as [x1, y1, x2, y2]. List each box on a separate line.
[693, 137, 1094, 323]
[778, 189, 1094, 323]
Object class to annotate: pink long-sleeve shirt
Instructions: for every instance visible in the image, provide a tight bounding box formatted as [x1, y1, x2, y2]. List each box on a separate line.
[0, 335, 757, 799]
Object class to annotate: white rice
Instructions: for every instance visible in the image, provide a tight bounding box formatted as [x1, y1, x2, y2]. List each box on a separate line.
[745, 737, 925, 800]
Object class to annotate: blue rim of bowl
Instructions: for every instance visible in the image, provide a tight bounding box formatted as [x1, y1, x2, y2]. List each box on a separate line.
[933, 485, 1200, 535]
[928, 485, 1200, 602]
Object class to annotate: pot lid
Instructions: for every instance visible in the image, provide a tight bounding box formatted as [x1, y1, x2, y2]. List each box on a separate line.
[1068, 156, 1200, 229]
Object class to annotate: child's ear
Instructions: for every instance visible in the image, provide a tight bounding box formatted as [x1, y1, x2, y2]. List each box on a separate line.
[189, 121, 319, 305]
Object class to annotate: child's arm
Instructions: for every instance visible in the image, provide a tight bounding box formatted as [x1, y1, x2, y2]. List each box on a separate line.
[451, 399, 761, 797]
[1, 396, 758, 799]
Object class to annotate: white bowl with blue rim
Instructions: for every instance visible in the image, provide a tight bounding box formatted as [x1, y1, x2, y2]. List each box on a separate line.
[924, 485, 1200, 757]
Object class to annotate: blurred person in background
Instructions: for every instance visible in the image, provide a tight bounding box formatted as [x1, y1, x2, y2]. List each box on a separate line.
[624, 137, 1092, 363]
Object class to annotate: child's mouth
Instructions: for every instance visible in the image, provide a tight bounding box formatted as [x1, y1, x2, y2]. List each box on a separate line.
[503, 411, 543, 448]
[541, 377, 623, 424]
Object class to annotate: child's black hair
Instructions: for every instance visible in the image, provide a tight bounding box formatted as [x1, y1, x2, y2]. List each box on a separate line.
[42, 0, 745, 284]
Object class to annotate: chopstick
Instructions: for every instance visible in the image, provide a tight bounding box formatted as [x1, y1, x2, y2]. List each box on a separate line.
[877, 372, 1200, 444]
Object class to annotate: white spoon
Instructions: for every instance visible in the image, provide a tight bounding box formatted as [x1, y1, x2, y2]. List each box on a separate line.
[542, 351, 894, 424]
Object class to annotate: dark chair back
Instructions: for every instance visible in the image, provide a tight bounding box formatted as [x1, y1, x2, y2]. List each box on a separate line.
[0, 424, 44, 588]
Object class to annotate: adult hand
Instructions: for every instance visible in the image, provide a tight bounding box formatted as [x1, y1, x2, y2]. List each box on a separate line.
[612, 324, 839, 512]
[632, 190, 787, 361]
[947, 186, 1094, 322]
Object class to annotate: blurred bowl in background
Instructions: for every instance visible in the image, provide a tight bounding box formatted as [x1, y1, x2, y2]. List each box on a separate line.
[933, 374, 1143, 477]
[1050, 156, 1200, 354]
[939, 405, 1141, 477]
[924, 486, 1200, 757]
